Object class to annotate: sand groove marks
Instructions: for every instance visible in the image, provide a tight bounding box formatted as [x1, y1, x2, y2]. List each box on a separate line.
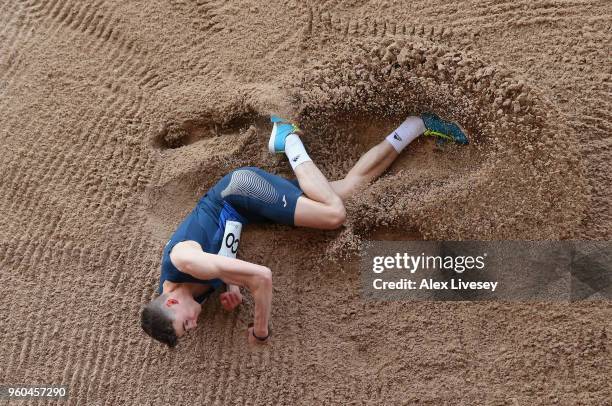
[0, 70, 153, 278]
[0, 238, 70, 385]
[164, 0, 237, 82]
[57, 239, 153, 404]
[129, 259, 164, 405]
[19, 0, 169, 93]
[203, 308, 242, 405]
[0, 251, 19, 380]
[569, 121, 612, 239]
[71, 315, 111, 405]
[0, 112, 96, 246]
[0, 109, 65, 241]
[449, 0, 606, 28]
[96, 253, 152, 405]
[304, 3, 451, 39]
[66, 329, 96, 403]
[580, 108, 612, 133]
[15, 248, 65, 386]
[192, 0, 230, 33]
[0, 2, 26, 50]
[302, 5, 449, 43]
[0, 88, 111, 223]
[56, 87, 148, 215]
[0, 4, 40, 86]
[293, 35, 589, 248]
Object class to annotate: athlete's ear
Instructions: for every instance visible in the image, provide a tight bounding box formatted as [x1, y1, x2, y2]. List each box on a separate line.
[165, 298, 179, 307]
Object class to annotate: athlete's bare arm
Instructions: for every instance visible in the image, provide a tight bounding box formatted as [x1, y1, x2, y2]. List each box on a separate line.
[170, 240, 272, 341]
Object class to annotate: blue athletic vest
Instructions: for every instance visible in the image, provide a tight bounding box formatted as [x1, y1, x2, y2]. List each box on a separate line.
[158, 198, 247, 303]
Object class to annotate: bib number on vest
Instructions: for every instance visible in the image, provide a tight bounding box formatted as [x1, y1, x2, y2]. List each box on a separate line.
[218, 220, 242, 258]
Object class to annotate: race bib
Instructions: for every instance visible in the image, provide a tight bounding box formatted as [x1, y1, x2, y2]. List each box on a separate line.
[217, 220, 242, 258]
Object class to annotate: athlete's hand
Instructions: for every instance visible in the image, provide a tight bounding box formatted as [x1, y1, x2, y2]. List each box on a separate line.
[220, 285, 242, 311]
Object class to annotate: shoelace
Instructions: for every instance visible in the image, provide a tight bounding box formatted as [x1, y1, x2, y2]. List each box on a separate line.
[423, 129, 454, 141]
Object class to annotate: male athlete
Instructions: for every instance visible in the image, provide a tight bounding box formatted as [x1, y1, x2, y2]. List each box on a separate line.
[141, 113, 468, 347]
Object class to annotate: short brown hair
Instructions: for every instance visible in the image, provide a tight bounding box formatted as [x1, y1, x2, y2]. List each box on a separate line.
[141, 294, 178, 348]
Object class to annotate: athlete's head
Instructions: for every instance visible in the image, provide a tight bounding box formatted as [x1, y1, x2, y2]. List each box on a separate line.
[141, 292, 201, 347]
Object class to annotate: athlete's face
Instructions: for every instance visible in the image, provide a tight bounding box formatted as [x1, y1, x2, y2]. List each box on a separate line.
[165, 296, 201, 337]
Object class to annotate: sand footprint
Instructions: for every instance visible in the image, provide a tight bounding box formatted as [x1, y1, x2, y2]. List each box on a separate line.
[145, 109, 267, 241]
[151, 111, 262, 150]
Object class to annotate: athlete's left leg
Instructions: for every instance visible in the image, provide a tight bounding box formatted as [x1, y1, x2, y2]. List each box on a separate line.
[330, 112, 471, 200]
[329, 115, 427, 200]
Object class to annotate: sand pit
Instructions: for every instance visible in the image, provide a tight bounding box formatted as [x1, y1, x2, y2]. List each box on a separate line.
[1, 0, 610, 404]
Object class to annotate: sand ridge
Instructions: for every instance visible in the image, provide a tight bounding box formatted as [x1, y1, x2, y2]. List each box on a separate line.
[292, 35, 589, 250]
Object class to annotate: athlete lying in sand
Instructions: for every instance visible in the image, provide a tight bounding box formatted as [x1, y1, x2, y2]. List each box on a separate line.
[141, 113, 468, 347]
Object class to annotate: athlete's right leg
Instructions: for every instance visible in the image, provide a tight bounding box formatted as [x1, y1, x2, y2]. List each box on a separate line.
[292, 161, 346, 229]
[269, 116, 345, 229]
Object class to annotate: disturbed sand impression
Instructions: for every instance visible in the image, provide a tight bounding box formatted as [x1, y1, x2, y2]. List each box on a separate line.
[294, 36, 589, 246]
[146, 35, 590, 261]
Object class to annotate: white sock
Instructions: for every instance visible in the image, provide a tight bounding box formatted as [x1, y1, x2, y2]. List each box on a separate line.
[284, 133, 312, 170]
[385, 116, 426, 153]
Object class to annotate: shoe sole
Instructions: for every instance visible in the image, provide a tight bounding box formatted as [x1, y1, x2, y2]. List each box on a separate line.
[455, 122, 469, 144]
[454, 120, 469, 144]
[434, 113, 470, 144]
[268, 122, 280, 153]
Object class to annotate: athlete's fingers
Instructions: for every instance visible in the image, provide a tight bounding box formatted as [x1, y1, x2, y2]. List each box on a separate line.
[220, 292, 239, 311]
[226, 292, 237, 306]
[220, 293, 233, 310]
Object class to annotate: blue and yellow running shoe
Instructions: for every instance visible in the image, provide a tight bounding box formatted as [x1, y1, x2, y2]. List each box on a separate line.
[420, 112, 469, 145]
[268, 115, 301, 153]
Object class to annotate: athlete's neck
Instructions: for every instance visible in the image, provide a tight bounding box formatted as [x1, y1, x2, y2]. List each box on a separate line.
[162, 281, 210, 299]
[162, 281, 200, 299]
